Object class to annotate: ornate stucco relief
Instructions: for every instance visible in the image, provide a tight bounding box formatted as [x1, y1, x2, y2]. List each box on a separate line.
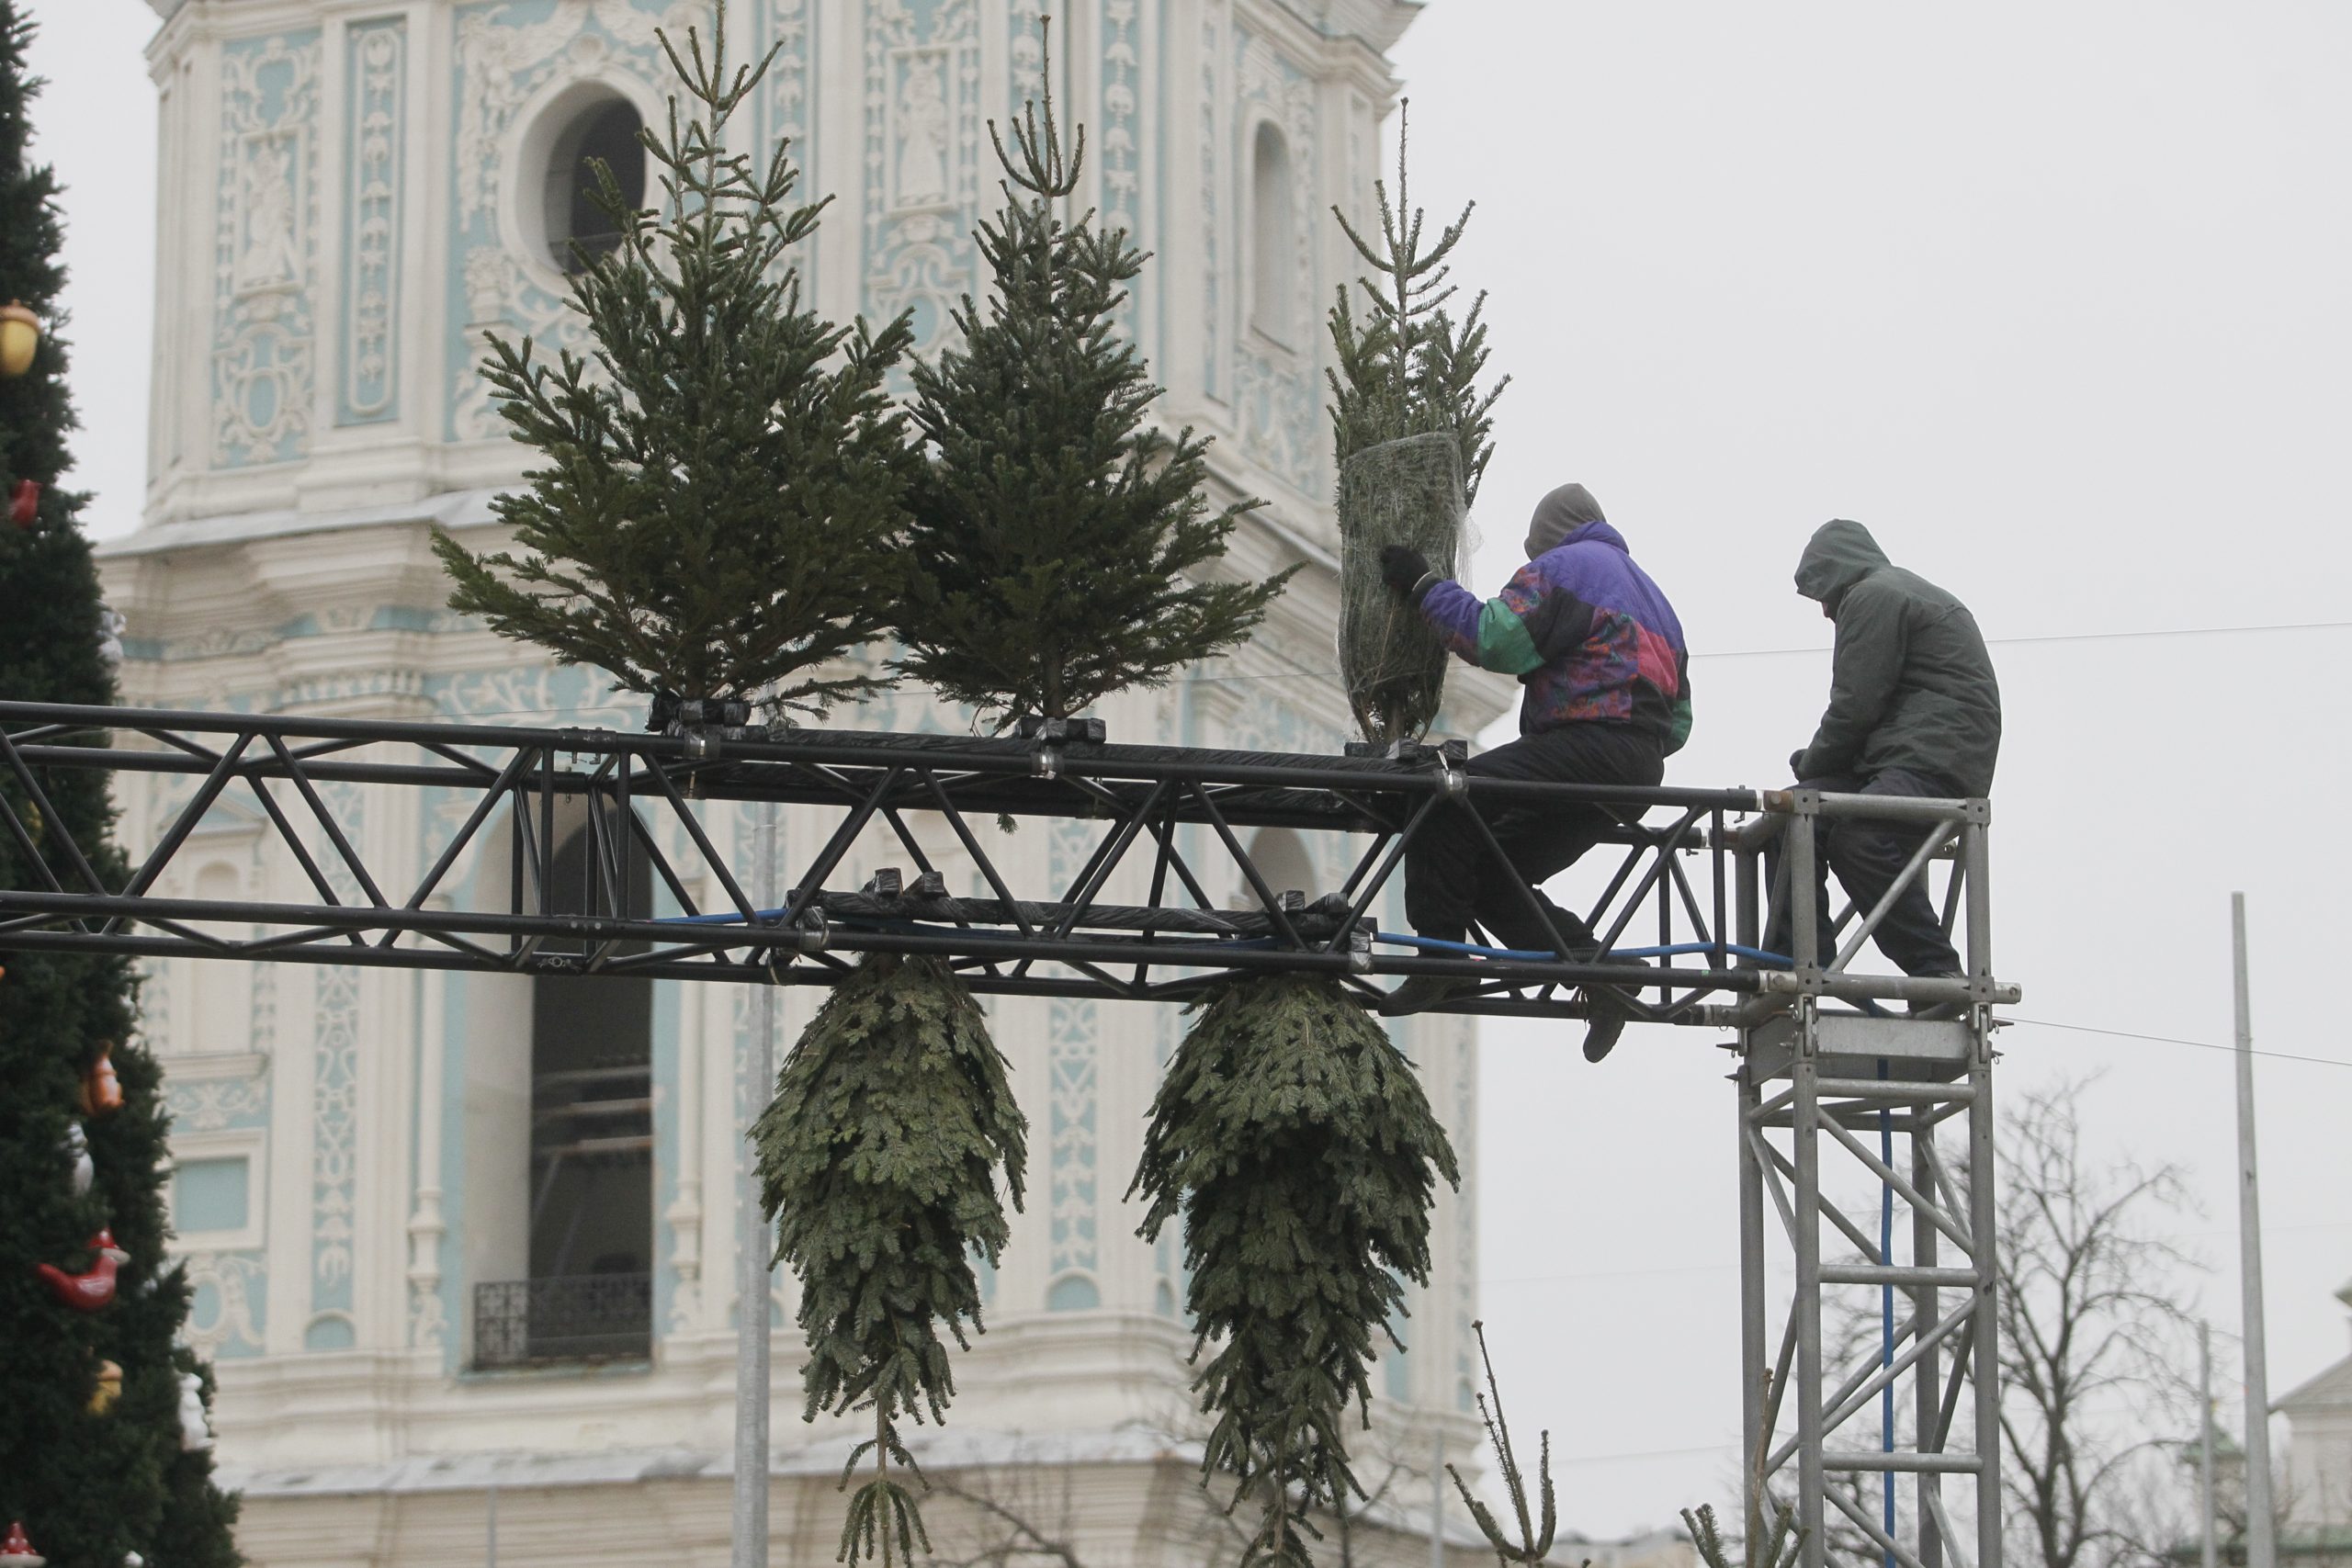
[1198, 15, 1221, 401]
[183, 1250, 269, 1359]
[340, 20, 406, 424]
[212, 31, 322, 468]
[1098, 0, 1140, 336]
[863, 0, 978, 359]
[1045, 817, 1101, 1309]
[446, 0, 704, 441]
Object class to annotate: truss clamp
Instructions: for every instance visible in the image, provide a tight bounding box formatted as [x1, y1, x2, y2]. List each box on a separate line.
[1342, 736, 1469, 765]
[1017, 715, 1105, 779]
[862, 867, 947, 902]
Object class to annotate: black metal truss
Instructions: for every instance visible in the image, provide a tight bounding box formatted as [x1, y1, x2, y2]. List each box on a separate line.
[0, 698, 1922, 1024]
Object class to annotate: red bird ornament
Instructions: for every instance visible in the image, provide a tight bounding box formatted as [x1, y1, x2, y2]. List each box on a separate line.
[35, 1228, 129, 1311]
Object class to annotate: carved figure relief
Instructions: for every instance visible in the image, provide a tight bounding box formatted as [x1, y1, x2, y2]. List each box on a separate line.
[237, 137, 303, 291]
[864, 1, 978, 359]
[893, 51, 950, 208]
[211, 31, 322, 468]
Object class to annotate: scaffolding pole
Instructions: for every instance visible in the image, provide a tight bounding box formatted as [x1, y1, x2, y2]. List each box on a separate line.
[1737, 790, 2004, 1568]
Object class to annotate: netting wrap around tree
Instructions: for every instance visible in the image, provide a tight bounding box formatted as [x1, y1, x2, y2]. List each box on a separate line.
[1336, 432, 1467, 747]
[1325, 104, 1505, 748]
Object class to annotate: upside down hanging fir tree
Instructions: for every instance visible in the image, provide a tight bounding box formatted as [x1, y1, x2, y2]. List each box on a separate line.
[1131, 976, 1458, 1567]
[894, 24, 1294, 731]
[0, 5, 241, 1562]
[752, 955, 1026, 1564]
[431, 1, 915, 720]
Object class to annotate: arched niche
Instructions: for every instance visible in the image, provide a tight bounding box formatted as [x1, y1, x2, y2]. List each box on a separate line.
[1249, 119, 1297, 346]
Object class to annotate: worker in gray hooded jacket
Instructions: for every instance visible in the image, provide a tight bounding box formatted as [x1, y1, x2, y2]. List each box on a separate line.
[1769, 520, 2001, 981]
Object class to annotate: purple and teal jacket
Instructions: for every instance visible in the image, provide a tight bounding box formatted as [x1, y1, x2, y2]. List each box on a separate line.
[1416, 520, 1693, 748]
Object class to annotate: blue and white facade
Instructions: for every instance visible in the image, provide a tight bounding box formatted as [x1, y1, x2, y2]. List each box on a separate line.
[109, 2, 1508, 1562]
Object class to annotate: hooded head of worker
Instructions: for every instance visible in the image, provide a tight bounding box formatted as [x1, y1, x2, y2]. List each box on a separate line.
[1524, 483, 1607, 559]
[1794, 519, 1892, 616]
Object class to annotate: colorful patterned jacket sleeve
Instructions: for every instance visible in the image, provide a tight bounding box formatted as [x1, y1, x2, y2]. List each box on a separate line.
[1412, 528, 1692, 747]
[1417, 565, 1554, 675]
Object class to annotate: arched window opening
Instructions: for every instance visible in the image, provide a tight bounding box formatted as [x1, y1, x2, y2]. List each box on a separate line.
[1234, 825, 1317, 911]
[475, 809, 655, 1366]
[544, 96, 646, 273]
[1250, 121, 1297, 346]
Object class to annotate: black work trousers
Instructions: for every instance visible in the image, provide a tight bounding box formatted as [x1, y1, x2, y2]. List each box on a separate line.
[1403, 723, 1666, 954]
[1764, 766, 1962, 977]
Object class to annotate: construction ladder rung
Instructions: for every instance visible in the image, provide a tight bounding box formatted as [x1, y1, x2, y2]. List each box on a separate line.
[1818, 1264, 1980, 1289]
[1822, 1450, 1983, 1474]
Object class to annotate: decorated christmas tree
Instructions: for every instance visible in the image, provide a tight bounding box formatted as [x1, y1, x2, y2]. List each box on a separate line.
[895, 28, 1292, 731]
[0, 4, 242, 1561]
[432, 3, 915, 720]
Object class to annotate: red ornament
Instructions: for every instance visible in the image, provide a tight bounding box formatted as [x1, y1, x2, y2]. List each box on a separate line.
[34, 1228, 128, 1312]
[8, 479, 35, 528]
[0, 1522, 44, 1565]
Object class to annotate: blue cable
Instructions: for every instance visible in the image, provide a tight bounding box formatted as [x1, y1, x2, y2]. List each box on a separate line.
[1371, 931, 1795, 967]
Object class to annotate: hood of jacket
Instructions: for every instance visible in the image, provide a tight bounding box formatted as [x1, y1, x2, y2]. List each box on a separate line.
[1794, 519, 1892, 606]
[1524, 483, 1608, 558]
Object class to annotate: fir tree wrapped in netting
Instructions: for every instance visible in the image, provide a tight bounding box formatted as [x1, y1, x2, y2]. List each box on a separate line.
[1328, 108, 1507, 745]
[752, 954, 1026, 1564]
[1131, 975, 1459, 1566]
[433, 5, 914, 719]
[896, 30, 1294, 730]
[0, 6, 241, 1559]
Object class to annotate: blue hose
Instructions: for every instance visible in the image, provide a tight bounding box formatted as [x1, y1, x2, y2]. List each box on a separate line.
[1371, 931, 1794, 967]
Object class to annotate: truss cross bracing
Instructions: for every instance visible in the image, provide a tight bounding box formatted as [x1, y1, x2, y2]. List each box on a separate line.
[1732, 790, 2007, 1568]
[0, 701, 2017, 1566]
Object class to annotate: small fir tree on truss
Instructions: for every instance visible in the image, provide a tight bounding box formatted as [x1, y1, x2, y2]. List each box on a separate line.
[433, 2, 915, 721]
[1326, 104, 1509, 745]
[895, 23, 1294, 732]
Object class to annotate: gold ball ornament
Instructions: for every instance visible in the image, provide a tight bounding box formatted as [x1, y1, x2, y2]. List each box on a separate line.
[89, 1359, 123, 1414]
[0, 301, 38, 378]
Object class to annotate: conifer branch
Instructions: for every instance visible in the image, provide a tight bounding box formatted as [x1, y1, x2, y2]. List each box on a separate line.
[755, 954, 1025, 1563]
[896, 17, 1293, 729]
[1132, 976, 1458, 1566]
[433, 0, 915, 719]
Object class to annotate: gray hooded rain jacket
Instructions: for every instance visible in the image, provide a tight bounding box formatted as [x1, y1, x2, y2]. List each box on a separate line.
[1792, 520, 2001, 798]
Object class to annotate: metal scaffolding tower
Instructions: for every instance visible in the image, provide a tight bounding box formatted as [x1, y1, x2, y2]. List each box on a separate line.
[0, 701, 2017, 1567]
[1732, 791, 2004, 1568]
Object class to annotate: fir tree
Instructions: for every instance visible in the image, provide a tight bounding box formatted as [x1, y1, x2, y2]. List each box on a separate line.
[1130, 976, 1459, 1566]
[1327, 108, 1508, 744]
[752, 955, 1027, 1564]
[0, 5, 240, 1561]
[1327, 103, 1506, 508]
[433, 5, 915, 718]
[896, 29, 1293, 729]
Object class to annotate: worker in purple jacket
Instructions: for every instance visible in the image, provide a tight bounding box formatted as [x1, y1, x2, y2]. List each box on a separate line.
[1377, 482, 1691, 1061]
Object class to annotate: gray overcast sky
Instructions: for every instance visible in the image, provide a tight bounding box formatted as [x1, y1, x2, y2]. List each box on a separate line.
[26, 0, 2352, 1543]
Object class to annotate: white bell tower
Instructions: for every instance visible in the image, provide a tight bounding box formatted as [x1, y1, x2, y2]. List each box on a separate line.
[140, 0, 1419, 548]
[119, 4, 1501, 1563]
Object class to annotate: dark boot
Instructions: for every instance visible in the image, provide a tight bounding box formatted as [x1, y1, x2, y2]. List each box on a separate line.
[1580, 985, 1633, 1061]
[1384, 975, 1474, 1016]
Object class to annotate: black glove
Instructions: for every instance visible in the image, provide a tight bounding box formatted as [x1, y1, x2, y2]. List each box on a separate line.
[1789, 749, 1810, 780]
[1380, 545, 1432, 599]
